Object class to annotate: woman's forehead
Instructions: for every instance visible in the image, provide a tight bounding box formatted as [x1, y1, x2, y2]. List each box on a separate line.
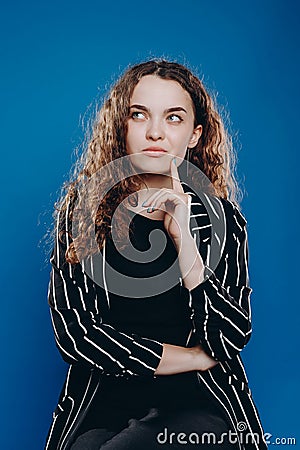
[130, 75, 192, 109]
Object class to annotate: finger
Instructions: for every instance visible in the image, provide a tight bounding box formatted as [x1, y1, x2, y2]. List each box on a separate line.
[141, 188, 168, 207]
[170, 156, 184, 193]
[151, 192, 185, 210]
[149, 195, 191, 218]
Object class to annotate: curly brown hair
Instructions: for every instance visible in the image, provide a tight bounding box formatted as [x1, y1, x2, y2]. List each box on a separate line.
[51, 58, 243, 265]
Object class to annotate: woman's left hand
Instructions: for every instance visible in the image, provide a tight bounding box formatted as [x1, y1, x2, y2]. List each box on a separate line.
[142, 157, 192, 244]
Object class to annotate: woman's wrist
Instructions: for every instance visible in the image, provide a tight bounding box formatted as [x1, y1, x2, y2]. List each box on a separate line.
[174, 233, 205, 290]
[154, 343, 219, 376]
[154, 343, 204, 376]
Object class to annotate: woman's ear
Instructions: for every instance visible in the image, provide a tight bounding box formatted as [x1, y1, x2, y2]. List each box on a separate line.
[189, 124, 203, 148]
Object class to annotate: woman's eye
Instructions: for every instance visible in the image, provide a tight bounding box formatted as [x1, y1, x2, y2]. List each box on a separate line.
[168, 114, 183, 122]
[131, 111, 145, 119]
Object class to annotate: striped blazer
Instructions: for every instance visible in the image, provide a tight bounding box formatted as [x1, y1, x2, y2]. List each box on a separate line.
[44, 182, 268, 450]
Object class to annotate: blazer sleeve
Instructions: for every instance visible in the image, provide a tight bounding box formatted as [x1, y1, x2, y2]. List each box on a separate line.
[48, 196, 164, 378]
[185, 200, 252, 362]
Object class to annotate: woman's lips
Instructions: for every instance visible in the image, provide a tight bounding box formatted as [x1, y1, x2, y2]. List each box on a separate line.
[142, 148, 168, 157]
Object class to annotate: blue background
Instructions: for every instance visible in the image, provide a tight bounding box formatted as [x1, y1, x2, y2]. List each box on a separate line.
[1, 0, 299, 448]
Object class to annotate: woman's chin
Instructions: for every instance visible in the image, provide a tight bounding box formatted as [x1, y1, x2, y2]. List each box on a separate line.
[131, 162, 171, 176]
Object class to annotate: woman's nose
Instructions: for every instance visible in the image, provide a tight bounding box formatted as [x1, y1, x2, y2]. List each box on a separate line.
[146, 119, 165, 140]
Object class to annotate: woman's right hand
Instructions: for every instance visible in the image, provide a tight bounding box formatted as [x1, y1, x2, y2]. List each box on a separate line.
[191, 344, 219, 371]
[154, 343, 219, 376]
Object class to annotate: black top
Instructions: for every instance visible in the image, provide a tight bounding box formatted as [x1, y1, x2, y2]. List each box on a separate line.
[79, 210, 216, 432]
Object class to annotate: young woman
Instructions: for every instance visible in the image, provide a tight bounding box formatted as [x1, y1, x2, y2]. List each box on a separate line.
[45, 59, 267, 450]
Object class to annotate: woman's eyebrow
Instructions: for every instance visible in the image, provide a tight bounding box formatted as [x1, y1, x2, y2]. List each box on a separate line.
[129, 104, 187, 114]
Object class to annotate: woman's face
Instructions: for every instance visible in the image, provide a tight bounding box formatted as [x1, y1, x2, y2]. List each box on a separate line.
[125, 75, 202, 176]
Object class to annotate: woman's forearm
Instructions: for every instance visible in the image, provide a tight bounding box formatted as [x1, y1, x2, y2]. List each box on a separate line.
[173, 232, 205, 291]
[154, 343, 219, 376]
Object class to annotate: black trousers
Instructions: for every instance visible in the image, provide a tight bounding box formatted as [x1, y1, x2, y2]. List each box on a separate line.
[70, 405, 240, 449]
